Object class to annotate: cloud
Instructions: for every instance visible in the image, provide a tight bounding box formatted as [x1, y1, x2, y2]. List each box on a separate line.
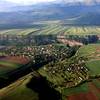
[6, 0, 56, 5]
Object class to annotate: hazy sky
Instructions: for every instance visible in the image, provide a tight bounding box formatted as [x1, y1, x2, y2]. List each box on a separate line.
[6, 0, 84, 5]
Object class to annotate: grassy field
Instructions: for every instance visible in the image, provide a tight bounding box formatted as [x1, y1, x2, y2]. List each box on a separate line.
[86, 60, 100, 75]
[76, 44, 100, 59]
[93, 78, 100, 88]
[76, 44, 100, 76]
[63, 82, 88, 96]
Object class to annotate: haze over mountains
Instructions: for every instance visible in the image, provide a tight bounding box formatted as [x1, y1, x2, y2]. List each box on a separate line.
[0, 0, 100, 29]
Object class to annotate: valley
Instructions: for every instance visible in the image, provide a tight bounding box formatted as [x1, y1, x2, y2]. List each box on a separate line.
[0, 1, 100, 100]
[0, 23, 100, 100]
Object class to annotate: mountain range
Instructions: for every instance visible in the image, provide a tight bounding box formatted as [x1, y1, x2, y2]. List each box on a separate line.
[0, 0, 100, 29]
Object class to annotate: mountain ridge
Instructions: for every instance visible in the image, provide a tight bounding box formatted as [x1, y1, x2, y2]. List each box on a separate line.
[0, 0, 100, 28]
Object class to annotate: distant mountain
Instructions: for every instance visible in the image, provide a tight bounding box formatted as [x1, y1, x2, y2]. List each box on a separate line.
[54, 0, 100, 6]
[0, 1, 100, 29]
[64, 12, 100, 25]
[74, 13, 100, 25]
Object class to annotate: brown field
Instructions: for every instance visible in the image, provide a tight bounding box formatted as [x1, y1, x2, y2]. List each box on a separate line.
[58, 38, 83, 46]
[0, 56, 30, 64]
[88, 82, 100, 99]
[96, 46, 100, 52]
[67, 81, 100, 100]
[67, 92, 98, 100]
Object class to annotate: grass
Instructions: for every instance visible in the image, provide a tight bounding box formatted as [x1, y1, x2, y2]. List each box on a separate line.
[76, 44, 100, 76]
[76, 44, 100, 59]
[62, 82, 89, 96]
[38, 68, 65, 86]
[86, 60, 100, 75]
[92, 79, 100, 88]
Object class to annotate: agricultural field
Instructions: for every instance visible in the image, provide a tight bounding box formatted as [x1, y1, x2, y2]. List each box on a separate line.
[0, 44, 77, 87]
[0, 28, 39, 35]
[0, 1, 100, 100]
[76, 44, 100, 60]
[0, 43, 100, 100]
[0, 24, 100, 100]
[32, 25, 100, 35]
[0, 56, 30, 81]
[65, 80, 100, 100]
[76, 44, 100, 76]
[86, 60, 100, 75]
[33, 25, 100, 35]
[1, 25, 100, 36]
[37, 25, 67, 35]
[0, 71, 100, 100]
[64, 26, 100, 35]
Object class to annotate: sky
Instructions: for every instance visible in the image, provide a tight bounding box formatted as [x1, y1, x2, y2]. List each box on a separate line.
[5, 0, 84, 5]
[6, 0, 57, 4]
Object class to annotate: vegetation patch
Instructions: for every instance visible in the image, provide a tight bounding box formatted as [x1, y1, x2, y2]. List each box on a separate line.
[86, 60, 100, 75]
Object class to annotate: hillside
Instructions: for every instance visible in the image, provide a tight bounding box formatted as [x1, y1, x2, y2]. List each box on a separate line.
[72, 13, 100, 25]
